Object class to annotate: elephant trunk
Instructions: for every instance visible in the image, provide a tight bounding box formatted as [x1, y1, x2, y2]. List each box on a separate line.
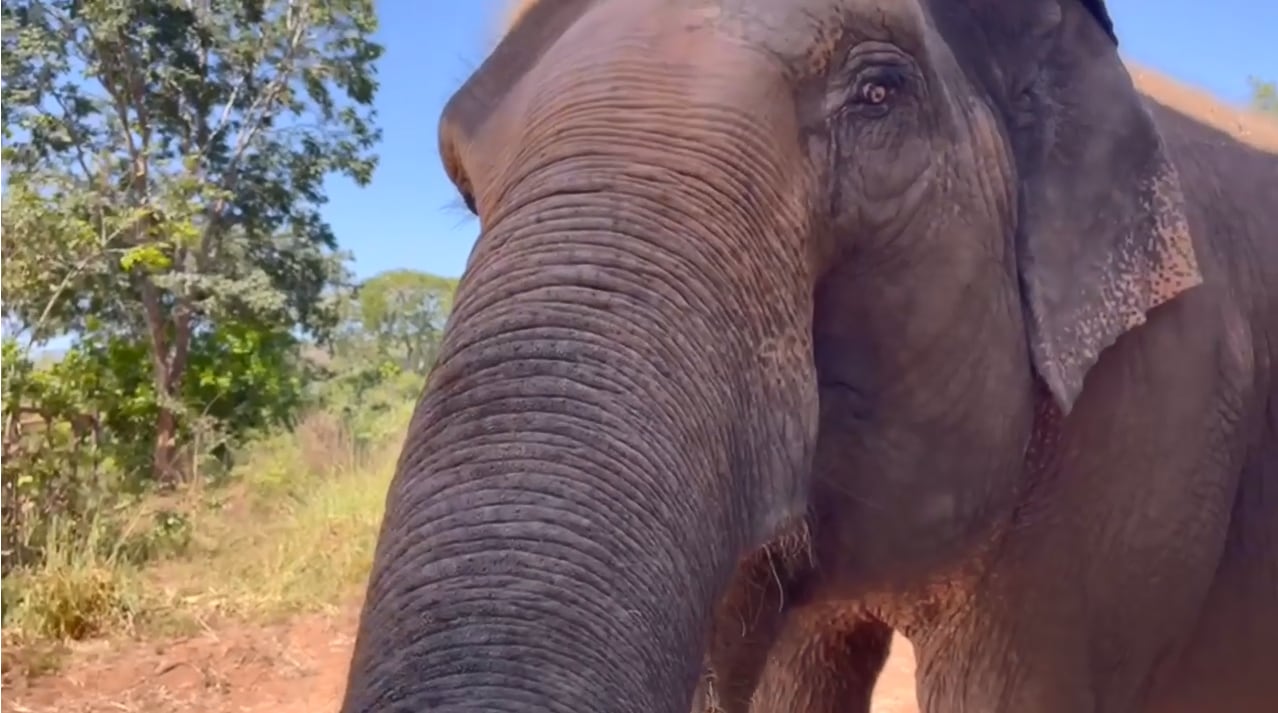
[341, 170, 816, 712]
[342, 19, 817, 713]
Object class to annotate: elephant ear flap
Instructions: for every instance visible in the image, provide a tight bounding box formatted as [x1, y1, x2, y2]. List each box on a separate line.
[1016, 7, 1202, 414]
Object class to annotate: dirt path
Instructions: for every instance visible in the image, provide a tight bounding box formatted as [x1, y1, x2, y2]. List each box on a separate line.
[2, 605, 919, 713]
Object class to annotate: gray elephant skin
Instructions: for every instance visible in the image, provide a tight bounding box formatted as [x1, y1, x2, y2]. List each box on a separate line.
[340, 1, 1278, 711]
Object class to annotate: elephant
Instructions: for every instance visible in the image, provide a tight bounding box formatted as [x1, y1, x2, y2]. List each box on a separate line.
[340, 0, 1278, 711]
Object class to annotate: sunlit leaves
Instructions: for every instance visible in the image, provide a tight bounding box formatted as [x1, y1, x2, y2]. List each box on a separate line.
[1, 0, 382, 485]
[354, 270, 459, 375]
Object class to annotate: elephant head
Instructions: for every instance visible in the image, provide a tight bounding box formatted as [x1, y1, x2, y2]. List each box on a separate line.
[341, 1, 1201, 711]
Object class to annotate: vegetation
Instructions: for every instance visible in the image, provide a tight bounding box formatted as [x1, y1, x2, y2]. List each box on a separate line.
[0, 391, 411, 665]
[0, 282, 453, 649]
[1251, 77, 1278, 116]
[0, 0, 462, 650]
[1, 0, 381, 494]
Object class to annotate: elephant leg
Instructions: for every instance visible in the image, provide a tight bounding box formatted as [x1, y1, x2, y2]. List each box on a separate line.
[749, 603, 894, 713]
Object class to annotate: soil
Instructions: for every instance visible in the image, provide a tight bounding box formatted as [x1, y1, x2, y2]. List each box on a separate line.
[1, 603, 920, 713]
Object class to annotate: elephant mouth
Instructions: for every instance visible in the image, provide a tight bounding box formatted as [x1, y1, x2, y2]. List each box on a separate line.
[762, 514, 815, 566]
[817, 377, 874, 421]
[735, 511, 817, 595]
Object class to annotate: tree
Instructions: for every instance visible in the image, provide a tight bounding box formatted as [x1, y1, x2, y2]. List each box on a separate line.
[304, 270, 456, 443]
[355, 270, 458, 374]
[1250, 77, 1277, 117]
[1, 0, 382, 484]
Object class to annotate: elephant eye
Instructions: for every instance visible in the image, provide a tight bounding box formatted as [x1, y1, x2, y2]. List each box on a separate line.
[848, 64, 907, 116]
[858, 81, 890, 105]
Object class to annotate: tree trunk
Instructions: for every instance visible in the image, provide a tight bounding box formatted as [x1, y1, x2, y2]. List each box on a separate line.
[152, 406, 179, 489]
[139, 279, 193, 489]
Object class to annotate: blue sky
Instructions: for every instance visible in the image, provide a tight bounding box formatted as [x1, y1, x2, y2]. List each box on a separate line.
[326, 0, 1278, 282]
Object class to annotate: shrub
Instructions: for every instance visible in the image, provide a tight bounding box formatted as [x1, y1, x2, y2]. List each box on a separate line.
[2, 517, 143, 641]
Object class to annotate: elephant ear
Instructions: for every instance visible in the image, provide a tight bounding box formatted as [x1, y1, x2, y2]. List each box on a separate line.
[1012, 0, 1201, 414]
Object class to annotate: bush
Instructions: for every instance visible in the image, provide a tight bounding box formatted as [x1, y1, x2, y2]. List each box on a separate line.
[1, 311, 428, 650]
[16, 566, 133, 640]
[2, 516, 144, 641]
[1, 395, 412, 651]
[1, 331, 309, 572]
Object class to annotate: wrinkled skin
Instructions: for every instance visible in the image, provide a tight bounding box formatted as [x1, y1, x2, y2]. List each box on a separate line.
[341, 0, 1278, 711]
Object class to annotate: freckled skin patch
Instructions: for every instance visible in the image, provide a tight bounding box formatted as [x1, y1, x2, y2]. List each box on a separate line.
[803, 21, 846, 75]
[1030, 155, 1205, 413]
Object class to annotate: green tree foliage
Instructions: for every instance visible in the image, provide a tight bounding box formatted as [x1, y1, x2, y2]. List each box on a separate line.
[1250, 77, 1277, 116]
[315, 270, 458, 432]
[1, 0, 383, 487]
[356, 270, 458, 374]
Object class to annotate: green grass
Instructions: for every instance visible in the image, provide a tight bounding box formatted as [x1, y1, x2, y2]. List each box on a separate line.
[152, 435, 400, 623]
[1, 401, 410, 652]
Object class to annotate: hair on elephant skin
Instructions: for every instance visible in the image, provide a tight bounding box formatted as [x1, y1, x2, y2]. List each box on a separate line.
[341, 1, 1278, 712]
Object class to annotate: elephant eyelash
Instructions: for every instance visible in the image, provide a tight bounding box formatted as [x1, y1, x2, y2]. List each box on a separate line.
[454, 173, 478, 215]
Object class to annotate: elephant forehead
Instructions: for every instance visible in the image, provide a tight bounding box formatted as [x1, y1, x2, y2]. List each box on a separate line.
[501, 0, 538, 32]
[758, 0, 939, 79]
[499, 0, 930, 75]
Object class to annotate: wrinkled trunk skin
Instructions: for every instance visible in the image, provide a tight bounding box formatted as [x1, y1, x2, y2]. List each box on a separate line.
[341, 219, 811, 711]
[340, 31, 817, 706]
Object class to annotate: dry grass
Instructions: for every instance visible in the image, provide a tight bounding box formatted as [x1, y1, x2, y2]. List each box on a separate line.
[140, 407, 407, 628]
[2, 518, 152, 644]
[1, 405, 409, 659]
[149, 444, 397, 625]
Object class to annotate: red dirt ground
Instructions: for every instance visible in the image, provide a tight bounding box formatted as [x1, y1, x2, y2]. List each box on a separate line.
[2, 604, 920, 713]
